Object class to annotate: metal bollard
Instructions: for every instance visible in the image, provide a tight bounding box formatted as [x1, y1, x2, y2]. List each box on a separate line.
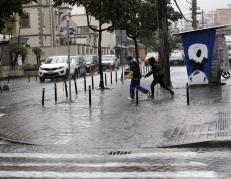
[115, 70, 117, 83]
[186, 83, 189, 105]
[121, 67, 124, 80]
[84, 76, 87, 92]
[8, 76, 9, 83]
[136, 89, 139, 105]
[28, 75, 30, 82]
[42, 88, 45, 106]
[0, 85, 2, 93]
[105, 73, 107, 86]
[35, 74, 37, 81]
[64, 81, 68, 99]
[89, 85, 92, 107]
[54, 83, 57, 103]
[91, 74, 94, 90]
[111, 71, 112, 84]
[74, 77, 78, 95]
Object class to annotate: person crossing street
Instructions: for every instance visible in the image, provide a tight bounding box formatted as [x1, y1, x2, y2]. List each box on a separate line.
[144, 57, 174, 98]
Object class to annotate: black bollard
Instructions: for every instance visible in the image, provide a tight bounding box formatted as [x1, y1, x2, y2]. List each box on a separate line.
[64, 81, 68, 99]
[115, 70, 117, 83]
[136, 89, 139, 106]
[105, 73, 107, 86]
[91, 74, 94, 90]
[111, 71, 112, 84]
[89, 85, 92, 107]
[0, 85, 2, 93]
[42, 88, 45, 106]
[35, 74, 37, 81]
[28, 75, 30, 82]
[84, 76, 87, 92]
[74, 77, 78, 95]
[186, 83, 189, 105]
[121, 67, 124, 80]
[54, 83, 57, 103]
[8, 76, 9, 83]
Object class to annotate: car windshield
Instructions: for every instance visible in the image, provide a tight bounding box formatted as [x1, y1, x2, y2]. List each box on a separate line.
[84, 56, 94, 62]
[45, 56, 67, 64]
[72, 57, 80, 63]
[102, 56, 114, 61]
[170, 53, 182, 58]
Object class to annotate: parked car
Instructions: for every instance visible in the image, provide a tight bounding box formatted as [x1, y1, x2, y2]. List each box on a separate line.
[102, 55, 120, 70]
[169, 51, 185, 66]
[144, 52, 160, 65]
[39, 56, 76, 82]
[71, 55, 87, 78]
[83, 55, 99, 74]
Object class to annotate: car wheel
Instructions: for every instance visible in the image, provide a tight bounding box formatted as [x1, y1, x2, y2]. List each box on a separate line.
[40, 77, 45, 83]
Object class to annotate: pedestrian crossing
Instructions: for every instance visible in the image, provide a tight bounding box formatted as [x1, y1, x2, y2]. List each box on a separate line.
[0, 151, 221, 178]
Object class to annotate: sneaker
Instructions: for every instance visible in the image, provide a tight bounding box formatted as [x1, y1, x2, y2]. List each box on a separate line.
[128, 97, 135, 100]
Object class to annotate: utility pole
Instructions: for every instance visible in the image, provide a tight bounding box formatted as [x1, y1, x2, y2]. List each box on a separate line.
[192, 0, 197, 29]
[157, 0, 171, 87]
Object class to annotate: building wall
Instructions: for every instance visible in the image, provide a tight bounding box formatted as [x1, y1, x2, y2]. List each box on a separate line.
[216, 8, 231, 25]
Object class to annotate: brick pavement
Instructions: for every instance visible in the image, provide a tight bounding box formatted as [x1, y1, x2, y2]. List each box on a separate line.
[0, 67, 231, 150]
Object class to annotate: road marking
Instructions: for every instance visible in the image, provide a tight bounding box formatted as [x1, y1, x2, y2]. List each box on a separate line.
[0, 161, 207, 168]
[0, 152, 198, 159]
[0, 113, 5, 118]
[0, 171, 217, 178]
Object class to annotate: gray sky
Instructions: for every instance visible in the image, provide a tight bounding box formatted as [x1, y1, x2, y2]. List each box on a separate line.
[172, 0, 231, 14]
[72, 1, 231, 15]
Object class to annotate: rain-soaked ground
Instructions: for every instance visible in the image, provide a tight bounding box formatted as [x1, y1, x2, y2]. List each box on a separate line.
[0, 66, 231, 178]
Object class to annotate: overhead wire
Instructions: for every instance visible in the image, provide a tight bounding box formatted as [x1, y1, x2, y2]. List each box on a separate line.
[173, 0, 192, 22]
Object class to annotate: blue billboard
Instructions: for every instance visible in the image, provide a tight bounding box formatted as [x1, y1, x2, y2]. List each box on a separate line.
[182, 29, 216, 85]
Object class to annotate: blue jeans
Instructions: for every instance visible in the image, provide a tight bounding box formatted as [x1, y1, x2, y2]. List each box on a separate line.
[130, 79, 148, 98]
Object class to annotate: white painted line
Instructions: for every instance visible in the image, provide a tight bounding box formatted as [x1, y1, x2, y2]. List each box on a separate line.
[0, 161, 207, 168]
[0, 113, 5, 118]
[0, 107, 5, 109]
[0, 152, 198, 159]
[0, 171, 217, 178]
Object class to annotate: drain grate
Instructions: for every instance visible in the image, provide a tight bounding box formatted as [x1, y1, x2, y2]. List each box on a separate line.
[108, 151, 132, 155]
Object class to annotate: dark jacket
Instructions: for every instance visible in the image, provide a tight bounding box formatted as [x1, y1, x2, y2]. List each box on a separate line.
[145, 64, 164, 79]
[130, 60, 141, 79]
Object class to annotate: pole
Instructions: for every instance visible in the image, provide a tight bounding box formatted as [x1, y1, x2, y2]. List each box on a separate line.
[136, 89, 139, 106]
[91, 74, 94, 90]
[186, 83, 190, 105]
[192, 0, 197, 30]
[74, 77, 78, 95]
[54, 83, 57, 103]
[89, 85, 92, 107]
[105, 73, 107, 86]
[84, 76, 87, 92]
[67, 13, 72, 102]
[42, 88, 45, 106]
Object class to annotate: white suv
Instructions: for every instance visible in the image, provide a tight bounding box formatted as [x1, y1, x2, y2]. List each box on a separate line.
[39, 56, 76, 82]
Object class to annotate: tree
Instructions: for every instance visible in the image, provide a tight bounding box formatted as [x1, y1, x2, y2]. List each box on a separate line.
[54, 0, 114, 89]
[32, 47, 43, 66]
[0, 0, 37, 33]
[9, 44, 28, 67]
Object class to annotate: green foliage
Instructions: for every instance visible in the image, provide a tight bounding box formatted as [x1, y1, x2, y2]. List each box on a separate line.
[9, 44, 28, 66]
[32, 47, 43, 65]
[0, 0, 37, 32]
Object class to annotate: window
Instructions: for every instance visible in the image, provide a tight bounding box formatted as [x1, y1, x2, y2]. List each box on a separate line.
[20, 13, 30, 28]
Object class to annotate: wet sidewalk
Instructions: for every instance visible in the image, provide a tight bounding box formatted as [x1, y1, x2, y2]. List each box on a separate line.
[0, 67, 231, 150]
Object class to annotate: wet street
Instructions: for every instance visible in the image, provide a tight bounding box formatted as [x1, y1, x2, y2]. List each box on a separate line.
[0, 66, 231, 178]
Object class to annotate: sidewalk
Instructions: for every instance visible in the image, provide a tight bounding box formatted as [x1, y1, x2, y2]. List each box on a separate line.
[0, 67, 231, 151]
